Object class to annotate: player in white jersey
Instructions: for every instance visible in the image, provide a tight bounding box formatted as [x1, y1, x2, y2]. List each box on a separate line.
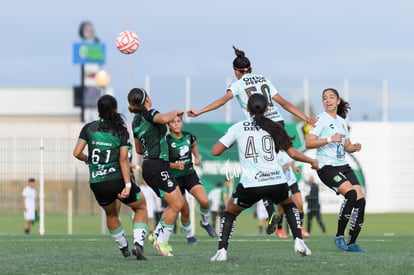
[187, 46, 317, 233]
[305, 88, 366, 253]
[210, 94, 318, 261]
[187, 46, 315, 124]
[22, 178, 37, 234]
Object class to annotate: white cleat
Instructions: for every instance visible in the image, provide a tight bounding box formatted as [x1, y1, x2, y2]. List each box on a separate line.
[210, 248, 227, 261]
[294, 238, 312, 256]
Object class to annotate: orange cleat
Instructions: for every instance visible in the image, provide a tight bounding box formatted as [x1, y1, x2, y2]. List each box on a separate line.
[301, 228, 310, 238]
[275, 228, 288, 239]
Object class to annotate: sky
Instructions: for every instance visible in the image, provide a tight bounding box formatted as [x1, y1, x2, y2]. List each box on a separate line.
[1, 0, 413, 122]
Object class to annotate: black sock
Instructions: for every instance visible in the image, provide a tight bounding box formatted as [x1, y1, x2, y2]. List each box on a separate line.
[218, 211, 236, 250]
[348, 198, 366, 244]
[263, 198, 275, 218]
[283, 203, 301, 239]
[300, 212, 304, 227]
[277, 214, 284, 229]
[337, 190, 357, 237]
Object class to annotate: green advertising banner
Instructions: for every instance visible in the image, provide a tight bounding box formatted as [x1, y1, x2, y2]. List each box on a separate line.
[184, 122, 365, 197]
[184, 122, 305, 193]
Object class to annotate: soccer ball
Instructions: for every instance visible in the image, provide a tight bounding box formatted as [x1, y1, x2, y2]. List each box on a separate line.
[115, 30, 140, 54]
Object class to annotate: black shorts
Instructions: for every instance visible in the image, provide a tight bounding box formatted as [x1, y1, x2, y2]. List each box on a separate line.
[289, 182, 300, 194]
[175, 172, 201, 194]
[142, 159, 178, 198]
[317, 164, 360, 194]
[233, 183, 290, 209]
[90, 178, 141, 206]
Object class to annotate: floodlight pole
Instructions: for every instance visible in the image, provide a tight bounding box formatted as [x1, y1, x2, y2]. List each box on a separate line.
[80, 64, 85, 122]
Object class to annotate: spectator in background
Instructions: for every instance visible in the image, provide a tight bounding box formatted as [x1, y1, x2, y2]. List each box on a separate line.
[22, 178, 37, 235]
[255, 200, 268, 234]
[139, 181, 159, 234]
[274, 151, 310, 238]
[221, 178, 232, 213]
[305, 175, 326, 234]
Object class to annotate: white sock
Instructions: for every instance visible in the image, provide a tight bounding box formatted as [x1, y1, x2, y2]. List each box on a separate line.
[200, 208, 210, 225]
[109, 225, 127, 249]
[133, 222, 147, 246]
[157, 222, 174, 244]
[181, 222, 193, 238]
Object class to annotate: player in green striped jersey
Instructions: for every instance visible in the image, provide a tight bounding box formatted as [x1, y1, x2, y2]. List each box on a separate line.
[73, 94, 148, 260]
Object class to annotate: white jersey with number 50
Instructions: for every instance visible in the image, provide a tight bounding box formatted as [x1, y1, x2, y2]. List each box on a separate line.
[219, 118, 287, 188]
[229, 73, 284, 122]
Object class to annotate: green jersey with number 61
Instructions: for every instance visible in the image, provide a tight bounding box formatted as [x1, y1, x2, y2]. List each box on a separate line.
[78, 120, 130, 184]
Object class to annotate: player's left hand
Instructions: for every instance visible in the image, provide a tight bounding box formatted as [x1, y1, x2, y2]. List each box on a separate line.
[118, 188, 131, 199]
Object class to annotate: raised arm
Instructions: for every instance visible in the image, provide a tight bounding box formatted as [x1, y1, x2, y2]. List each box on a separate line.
[187, 90, 233, 117]
[211, 141, 228, 156]
[153, 110, 184, 124]
[273, 94, 317, 125]
[285, 147, 319, 170]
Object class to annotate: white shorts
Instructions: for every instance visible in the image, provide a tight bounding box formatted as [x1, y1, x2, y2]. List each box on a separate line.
[24, 209, 36, 221]
[256, 200, 268, 220]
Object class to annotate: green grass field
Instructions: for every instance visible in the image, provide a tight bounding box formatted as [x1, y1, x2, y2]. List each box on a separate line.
[0, 213, 413, 274]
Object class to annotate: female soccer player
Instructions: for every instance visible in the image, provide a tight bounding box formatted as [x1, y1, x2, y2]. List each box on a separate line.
[167, 115, 217, 244]
[210, 94, 318, 261]
[187, 46, 317, 233]
[305, 88, 366, 252]
[127, 87, 184, 256]
[73, 94, 148, 260]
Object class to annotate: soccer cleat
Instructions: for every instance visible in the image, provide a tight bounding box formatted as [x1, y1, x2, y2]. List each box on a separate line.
[301, 228, 310, 238]
[119, 245, 131, 257]
[334, 236, 349, 251]
[187, 236, 197, 245]
[276, 228, 288, 239]
[266, 212, 281, 235]
[347, 244, 367, 253]
[294, 238, 312, 256]
[148, 233, 156, 245]
[200, 221, 217, 237]
[154, 240, 173, 257]
[132, 243, 147, 260]
[210, 248, 227, 261]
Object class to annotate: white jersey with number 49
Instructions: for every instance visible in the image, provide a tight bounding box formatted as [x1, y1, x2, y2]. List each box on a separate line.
[219, 118, 287, 188]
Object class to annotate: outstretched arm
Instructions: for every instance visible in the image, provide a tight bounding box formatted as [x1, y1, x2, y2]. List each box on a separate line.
[273, 94, 317, 125]
[187, 90, 233, 117]
[211, 141, 228, 156]
[153, 110, 184, 124]
[285, 147, 319, 170]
